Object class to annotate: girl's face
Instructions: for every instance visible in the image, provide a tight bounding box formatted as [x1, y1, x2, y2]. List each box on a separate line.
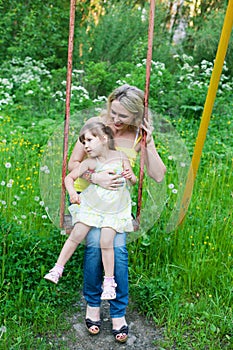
[110, 100, 135, 131]
[82, 131, 106, 157]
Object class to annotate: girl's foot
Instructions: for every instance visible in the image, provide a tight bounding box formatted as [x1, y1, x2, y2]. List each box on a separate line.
[44, 268, 61, 284]
[112, 317, 128, 343]
[101, 276, 117, 300]
[44, 264, 64, 284]
[85, 305, 101, 335]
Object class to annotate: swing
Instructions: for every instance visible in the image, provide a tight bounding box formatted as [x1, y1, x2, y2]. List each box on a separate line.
[59, 0, 156, 233]
[58, 0, 233, 234]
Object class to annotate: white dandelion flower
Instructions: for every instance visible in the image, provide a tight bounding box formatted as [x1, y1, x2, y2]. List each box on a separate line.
[168, 183, 175, 189]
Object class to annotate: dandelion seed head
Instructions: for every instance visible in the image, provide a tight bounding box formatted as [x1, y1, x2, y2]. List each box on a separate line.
[5, 162, 11, 168]
[168, 183, 175, 189]
[0, 325, 6, 333]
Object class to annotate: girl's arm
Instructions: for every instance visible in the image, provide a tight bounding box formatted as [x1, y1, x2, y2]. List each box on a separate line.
[121, 153, 137, 185]
[141, 119, 166, 183]
[68, 139, 122, 189]
[65, 159, 96, 203]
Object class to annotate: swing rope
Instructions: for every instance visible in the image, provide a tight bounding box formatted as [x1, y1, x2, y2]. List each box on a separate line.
[136, 0, 155, 224]
[60, 0, 76, 229]
[60, 0, 155, 230]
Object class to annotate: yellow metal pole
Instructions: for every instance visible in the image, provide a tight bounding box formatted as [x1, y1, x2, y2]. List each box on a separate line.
[177, 0, 233, 226]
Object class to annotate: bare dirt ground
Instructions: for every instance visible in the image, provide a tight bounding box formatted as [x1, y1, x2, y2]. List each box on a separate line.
[56, 295, 168, 350]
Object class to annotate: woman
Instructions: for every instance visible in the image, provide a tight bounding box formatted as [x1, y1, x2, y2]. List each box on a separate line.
[68, 84, 166, 343]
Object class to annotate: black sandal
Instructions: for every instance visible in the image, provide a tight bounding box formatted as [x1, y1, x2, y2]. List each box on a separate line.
[85, 318, 101, 335]
[112, 325, 129, 343]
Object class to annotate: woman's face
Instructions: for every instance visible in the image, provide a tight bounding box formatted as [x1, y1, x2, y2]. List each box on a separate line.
[110, 100, 135, 131]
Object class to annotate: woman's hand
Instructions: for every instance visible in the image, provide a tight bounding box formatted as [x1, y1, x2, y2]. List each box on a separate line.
[92, 170, 124, 190]
[141, 118, 154, 145]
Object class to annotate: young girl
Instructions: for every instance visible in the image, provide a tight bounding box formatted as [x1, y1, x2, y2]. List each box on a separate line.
[44, 121, 137, 300]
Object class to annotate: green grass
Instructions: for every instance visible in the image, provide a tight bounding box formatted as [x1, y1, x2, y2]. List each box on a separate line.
[0, 74, 232, 348]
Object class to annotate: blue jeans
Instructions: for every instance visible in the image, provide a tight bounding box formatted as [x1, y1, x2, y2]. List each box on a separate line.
[83, 227, 128, 318]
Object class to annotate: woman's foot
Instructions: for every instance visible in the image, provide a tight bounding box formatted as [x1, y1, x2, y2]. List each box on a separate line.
[85, 305, 101, 335]
[112, 317, 128, 343]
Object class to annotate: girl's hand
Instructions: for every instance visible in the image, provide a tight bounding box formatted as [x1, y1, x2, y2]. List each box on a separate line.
[141, 118, 154, 145]
[69, 192, 81, 204]
[92, 170, 124, 190]
[121, 169, 137, 185]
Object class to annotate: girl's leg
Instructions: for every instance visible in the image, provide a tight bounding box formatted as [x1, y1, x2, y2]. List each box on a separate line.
[56, 222, 90, 266]
[100, 228, 117, 300]
[44, 222, 90, 284]
[100, 227, 116, 277]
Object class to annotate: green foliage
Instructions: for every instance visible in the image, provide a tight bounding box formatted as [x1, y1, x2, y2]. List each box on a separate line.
[0, 215, 84, 349]
[182, 5, 233, 75]
[78, 3, 149, 65]
[0, 0, 70, 68]
[0, 1, 233, 347]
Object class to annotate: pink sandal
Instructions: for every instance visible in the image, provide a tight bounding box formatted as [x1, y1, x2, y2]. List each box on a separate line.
[101, 276, 117, 300]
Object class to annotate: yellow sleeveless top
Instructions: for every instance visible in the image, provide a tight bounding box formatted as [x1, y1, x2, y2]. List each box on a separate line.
[73, 131, 141, 192]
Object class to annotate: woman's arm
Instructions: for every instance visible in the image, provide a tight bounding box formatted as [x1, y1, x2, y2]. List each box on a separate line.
[141, 119, 166, 183]
[68, 116, 102, 171]
[68, 138, 123, 189]
[145, 139, 166, 182]
[68, 139, 86, 172]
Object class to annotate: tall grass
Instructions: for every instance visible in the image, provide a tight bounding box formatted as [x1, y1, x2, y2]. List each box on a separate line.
[129, 151, 233, 349]
[0, 56, 232, 349]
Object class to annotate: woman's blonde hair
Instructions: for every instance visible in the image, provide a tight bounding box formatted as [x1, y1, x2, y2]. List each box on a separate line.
[107, 84, 145, 128]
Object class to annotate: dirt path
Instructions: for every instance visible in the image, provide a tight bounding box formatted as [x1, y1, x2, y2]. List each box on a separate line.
[58, 296, 167, 350]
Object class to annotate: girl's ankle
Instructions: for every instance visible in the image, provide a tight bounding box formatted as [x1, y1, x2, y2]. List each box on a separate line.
[54, 263, 64, 276]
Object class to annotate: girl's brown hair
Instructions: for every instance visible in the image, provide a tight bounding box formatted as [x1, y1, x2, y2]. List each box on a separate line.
[79, 121, 115, 150]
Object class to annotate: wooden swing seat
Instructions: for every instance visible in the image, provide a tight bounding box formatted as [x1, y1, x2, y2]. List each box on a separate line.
[63, 214, 73, 234]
